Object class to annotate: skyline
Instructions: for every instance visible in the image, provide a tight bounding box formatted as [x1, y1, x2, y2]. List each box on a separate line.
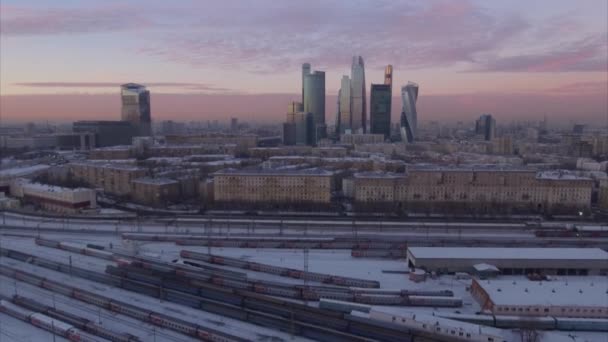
[0, 0, 607, 124]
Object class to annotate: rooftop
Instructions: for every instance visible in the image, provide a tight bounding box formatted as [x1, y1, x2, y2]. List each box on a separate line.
[408, 247, 608, 261]
[132, 177, 178, 185]
[0, 164, 50, 179]
[214, 167, 334, 177]
[476, 278, 608, 307]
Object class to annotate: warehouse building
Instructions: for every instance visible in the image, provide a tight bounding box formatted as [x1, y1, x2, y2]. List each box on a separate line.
[471, 278, 608, 318]
[406, 247, 608, 276]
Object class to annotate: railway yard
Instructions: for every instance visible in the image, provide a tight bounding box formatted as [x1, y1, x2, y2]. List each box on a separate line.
[0, 212, 607, 342]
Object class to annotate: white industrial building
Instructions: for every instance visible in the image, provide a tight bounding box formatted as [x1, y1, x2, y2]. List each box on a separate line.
[471, 278, 608, 318]
[10, 178, 96, 213]
[406, 247, 608, 276]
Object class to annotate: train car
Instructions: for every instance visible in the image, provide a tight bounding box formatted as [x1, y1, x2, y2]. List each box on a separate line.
[319, 299, 371, 314]
[42, 279, 75, 297]
[554, 317, 608, 332]
[59, 242, 86, 254]
[407, 296, 463, 308]
[35, 238, 61, 248]
[355, 294, 403, 305]
[29, 312, 75, 336]
[494, 315, 556, 330]
[0, 299, 34, 320]
[73, 290, 110, 308]
[83, 247, 114, 260]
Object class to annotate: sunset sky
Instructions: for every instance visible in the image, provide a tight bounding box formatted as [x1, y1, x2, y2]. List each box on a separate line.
[1, 0, 607, 125]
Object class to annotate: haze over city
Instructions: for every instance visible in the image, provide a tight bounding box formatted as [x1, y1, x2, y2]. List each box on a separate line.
[1, 0, 607, 124]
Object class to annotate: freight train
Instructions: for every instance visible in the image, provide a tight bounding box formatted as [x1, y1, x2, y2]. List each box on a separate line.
[0, 299, 102, 342]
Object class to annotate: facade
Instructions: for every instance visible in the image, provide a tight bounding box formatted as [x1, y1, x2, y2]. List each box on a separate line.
[369, 84, 392, 138]
[476, 114, 496, 141]
[164, 134, 257, 149]
[0, 164, 50, 193]
[121, 83, 151, 136]
[68, 162, 147, 196]
[213, 168, 334, 206]
[350, 56, 366, 133]
[73, 120, 136, 147]
[340, 133, 385, 145]
[351, 168, 593, 214]
[131, 177, 180, 207]
[400, 82, 419, 143]
[600, 178, 608, 210]
[407, 247, 608, 276]
[303, 70, 326, 143]
[337, 75, 352, 134]
[10, 178, 96, 213]
[471, 278, 608, 318]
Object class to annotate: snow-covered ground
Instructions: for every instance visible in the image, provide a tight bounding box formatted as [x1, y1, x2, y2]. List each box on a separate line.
[0, 233, 606, 342]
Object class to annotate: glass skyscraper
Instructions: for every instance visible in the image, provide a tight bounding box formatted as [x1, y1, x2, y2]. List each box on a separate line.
[121, 83, 151, 136]
[303, 70, 326, 142]
[370, 84, 392, 139]
[350, 56, 366, 133]
[400, 82, 419, 143]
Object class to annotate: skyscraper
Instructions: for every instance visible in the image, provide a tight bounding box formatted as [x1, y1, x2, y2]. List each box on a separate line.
[400, 82, 419, 143]
[121, 83, 151, 136]
[350, 56, 366, 133]
[337, 75, 352, 134]
[476, 114, 496, 141]
[302, 63, 311, 103]
[303, 70, 326, 143]
[384, 65, 393, 87]
[370, 84, 392, 139]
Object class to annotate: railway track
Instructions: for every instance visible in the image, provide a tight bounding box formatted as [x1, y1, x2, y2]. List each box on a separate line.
[0, 246, 429, 341]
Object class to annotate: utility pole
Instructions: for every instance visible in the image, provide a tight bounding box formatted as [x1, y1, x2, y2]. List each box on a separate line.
[303, 247, 309, 305]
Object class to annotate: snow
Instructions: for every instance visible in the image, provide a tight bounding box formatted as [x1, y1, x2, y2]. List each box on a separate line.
[475, 278, 608, 307]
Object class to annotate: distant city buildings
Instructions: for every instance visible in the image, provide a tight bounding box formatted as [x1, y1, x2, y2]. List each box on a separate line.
[230, 117, 238, 132]
[476, 114, 497, 141]
[350, 56, 367, 133]
[400, 82, 419, 143]
[121, 83, 151, 136]
[73, 121, 136, 147]
[384, 65, 393, 87]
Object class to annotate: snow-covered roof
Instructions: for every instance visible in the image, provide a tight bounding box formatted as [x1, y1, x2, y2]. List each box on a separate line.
[408, 247, 608, 261]
[214, 167, 334, 176]
[476, 279, 608, 307]
[0, 164, 49, 178]
[473, 263, 500, 272]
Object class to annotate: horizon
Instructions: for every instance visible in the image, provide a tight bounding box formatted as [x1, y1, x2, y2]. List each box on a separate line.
[1, 0, 607, 125]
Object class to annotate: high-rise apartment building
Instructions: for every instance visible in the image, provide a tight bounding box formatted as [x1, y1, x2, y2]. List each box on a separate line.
[350, 56, 367, 133]
[370, 84, 392, 139]
[121, 83, 151, 136]
[476, 114, 496, 141]
[303, 70, 326, 143]
[400, 82, 419, 143]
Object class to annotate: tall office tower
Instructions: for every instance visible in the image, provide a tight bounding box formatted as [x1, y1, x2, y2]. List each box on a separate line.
[302, 63, 311, 103]
[370, 84, 392, 139]
[337, 75, 352, 134]
[303, 70, 326, 143]
[121, 83, 151, 136]
[400, 82, 419, 143]
[350, 56, 366, 133]
[384, 65, 393, 87]
[284, 101, 306, 145]
[475, 114, 496, 141]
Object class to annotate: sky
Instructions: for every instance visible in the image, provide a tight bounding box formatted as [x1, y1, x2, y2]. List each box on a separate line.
[0, 0, 607, 125]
